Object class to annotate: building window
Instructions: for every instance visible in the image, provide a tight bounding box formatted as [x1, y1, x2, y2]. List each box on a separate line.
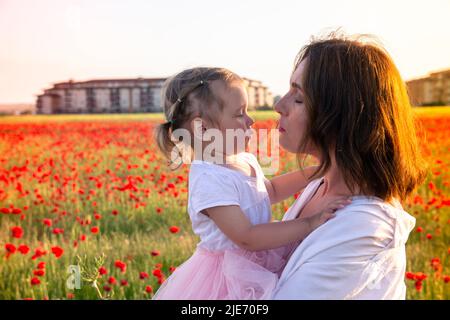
[86, 88, 96, 112]
[110, 88, 121, 112]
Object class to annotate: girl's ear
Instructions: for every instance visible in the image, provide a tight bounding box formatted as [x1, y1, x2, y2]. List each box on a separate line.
[191, 117, 206, 140]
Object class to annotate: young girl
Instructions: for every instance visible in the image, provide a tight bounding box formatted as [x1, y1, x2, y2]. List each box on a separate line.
[153, 67, 351, 300]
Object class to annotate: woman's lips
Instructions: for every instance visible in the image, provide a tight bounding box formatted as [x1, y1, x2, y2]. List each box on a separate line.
[278, 127, 286, 133]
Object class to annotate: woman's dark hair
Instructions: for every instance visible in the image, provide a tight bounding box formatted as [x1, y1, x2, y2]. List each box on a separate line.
[295, 32, 427, 201]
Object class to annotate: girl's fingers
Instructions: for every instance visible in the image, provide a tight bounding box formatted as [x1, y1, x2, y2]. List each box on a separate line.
[327, 199, 352, 209]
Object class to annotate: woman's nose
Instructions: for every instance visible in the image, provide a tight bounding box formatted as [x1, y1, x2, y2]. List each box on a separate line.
[274, 96, 285, 115]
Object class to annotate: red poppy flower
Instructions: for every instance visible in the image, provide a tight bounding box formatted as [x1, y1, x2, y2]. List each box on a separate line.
[99, 266, 108, 276]
[151, 250, 160, 257]
[405, 272, 415, 280]
[52, 228, 64, 235]
[33, 269, 45, 277]
[145, 285, 153, 293]
[11, 226, 24, 238]
[169, 226, 179, 234]
[32, 248, 47, 260]
[158, 276, 166, 285]
[415, 281, 423, 292]
[12, 208, 22, 214]
[51, 246, 64, 258]
[139, 272, 149, 280]
[108, 276, 116, 285]
[152, 269, 162, 278]
[30, 277, 41, 286]
[415, 272, 427, 281]
[5, 243, 16, 256]
[18, 244, 30, 254]
[114, 260, 127, 273]
[91, 226, 100, 234]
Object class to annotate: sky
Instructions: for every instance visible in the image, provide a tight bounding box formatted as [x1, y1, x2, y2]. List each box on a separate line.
[1, 0, 449, 104]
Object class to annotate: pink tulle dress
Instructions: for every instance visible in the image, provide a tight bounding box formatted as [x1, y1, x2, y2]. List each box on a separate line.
[153, 153, 288, 300]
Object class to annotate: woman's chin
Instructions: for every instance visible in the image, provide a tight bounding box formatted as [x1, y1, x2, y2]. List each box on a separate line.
[278, 137, 295, 153]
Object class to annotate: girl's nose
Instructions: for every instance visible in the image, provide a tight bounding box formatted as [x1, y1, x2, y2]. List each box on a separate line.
[246, 114, 254, 127]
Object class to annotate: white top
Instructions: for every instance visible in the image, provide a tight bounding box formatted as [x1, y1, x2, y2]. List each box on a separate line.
[188, 152, 272, 251]
[272, 177, 416, 300]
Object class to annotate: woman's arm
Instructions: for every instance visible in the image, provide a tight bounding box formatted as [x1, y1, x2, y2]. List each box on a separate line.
[203, 198, 350, 251]
[264, 166, 318, 204]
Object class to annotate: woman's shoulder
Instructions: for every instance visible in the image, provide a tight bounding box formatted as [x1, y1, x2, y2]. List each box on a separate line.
[332, 196, 416, 245]
[343, 196, 408, 220]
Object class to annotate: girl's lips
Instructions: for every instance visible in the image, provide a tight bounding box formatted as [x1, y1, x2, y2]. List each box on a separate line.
[278, 127, 286, 132]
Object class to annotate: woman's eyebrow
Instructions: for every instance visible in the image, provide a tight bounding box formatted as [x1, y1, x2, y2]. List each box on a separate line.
[291, 82, 303, 92]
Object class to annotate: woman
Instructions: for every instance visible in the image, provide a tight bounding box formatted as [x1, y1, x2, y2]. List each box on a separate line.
[271, 33, 427, 299]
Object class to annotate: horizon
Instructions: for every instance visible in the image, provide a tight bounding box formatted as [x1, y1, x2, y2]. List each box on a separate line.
[1, 0, 450, 104]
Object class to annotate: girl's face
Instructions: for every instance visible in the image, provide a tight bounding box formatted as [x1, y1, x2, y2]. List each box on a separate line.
[274, 59, 317, 157]
[219, 81, 253, 129]
[211, 80, 254, 155]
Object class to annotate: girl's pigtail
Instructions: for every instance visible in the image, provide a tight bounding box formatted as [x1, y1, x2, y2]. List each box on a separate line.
[155, 122, 176, 160]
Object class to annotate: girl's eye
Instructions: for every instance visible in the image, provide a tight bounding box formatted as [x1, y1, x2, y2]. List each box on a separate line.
[295, 100, 303, 104]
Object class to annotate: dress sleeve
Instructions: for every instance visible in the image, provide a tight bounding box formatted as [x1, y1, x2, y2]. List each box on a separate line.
[189, 170, 241, 214]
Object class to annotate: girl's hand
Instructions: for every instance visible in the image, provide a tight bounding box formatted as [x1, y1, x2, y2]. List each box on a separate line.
[305, 197, 352, 232]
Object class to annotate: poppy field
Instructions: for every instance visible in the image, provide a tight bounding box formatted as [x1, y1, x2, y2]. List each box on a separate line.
[0, 108, 449, 300]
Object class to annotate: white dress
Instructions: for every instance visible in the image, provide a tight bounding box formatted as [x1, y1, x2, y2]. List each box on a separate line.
[272, 177, 416, 300]
[153, 152, 287, 300]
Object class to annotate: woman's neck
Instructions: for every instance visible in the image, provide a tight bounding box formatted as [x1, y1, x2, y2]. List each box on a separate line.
[320, 153, 361, 198]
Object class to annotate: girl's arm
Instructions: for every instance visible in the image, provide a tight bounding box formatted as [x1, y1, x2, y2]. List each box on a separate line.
[264, 166, 319, 204]
[203, 197, 351, 251]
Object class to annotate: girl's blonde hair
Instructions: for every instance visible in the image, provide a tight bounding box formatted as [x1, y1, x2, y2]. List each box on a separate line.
[155, 67, 242, 163]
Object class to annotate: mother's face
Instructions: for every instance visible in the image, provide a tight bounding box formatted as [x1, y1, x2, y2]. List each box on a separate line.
[274, 59, 317, 156]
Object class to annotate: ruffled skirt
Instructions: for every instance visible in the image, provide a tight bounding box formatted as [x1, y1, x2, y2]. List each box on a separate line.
[152, 246, 287, 300]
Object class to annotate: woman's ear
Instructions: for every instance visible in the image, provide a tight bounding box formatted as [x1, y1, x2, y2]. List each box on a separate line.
[191, 117, 206, 141]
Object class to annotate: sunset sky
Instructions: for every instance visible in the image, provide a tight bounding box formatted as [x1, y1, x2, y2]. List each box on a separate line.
[1, 0, 449, 103]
